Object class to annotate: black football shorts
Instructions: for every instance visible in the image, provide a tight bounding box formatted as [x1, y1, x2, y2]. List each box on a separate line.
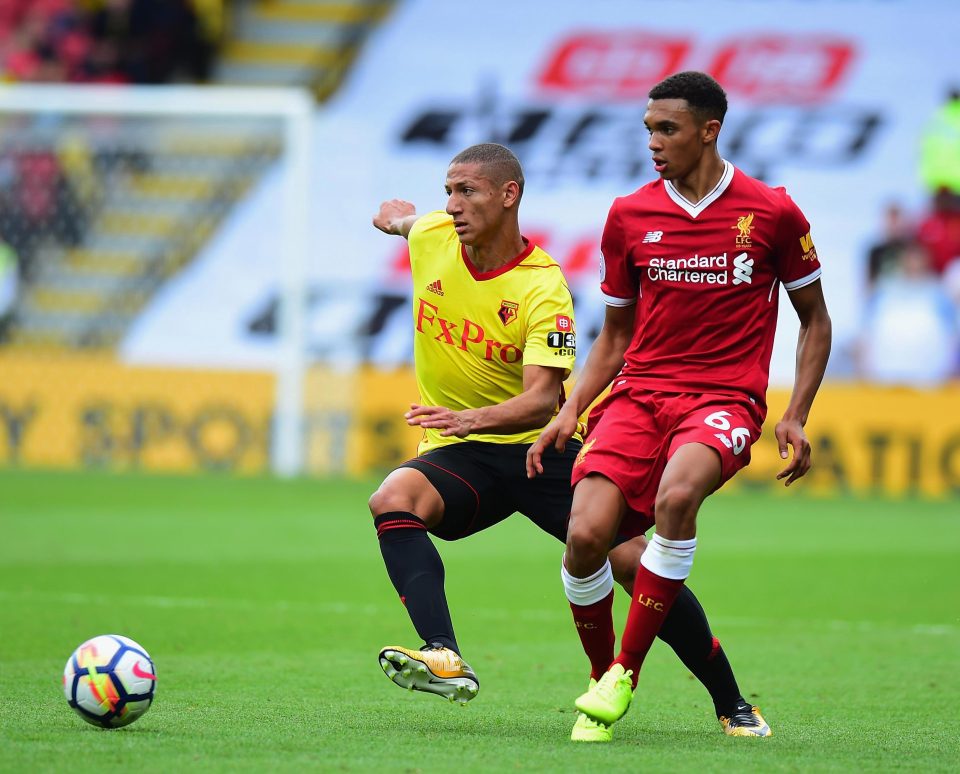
[399, 440, 581, 542]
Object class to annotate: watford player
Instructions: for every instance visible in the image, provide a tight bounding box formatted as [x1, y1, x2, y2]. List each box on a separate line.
[371, 143, 769, 742]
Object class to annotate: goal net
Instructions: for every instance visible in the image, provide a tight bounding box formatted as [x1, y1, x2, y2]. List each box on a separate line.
[0, 84, 315, 476]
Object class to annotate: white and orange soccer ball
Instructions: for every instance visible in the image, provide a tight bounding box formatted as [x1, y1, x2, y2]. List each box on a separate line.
[63, 634, 157, 728]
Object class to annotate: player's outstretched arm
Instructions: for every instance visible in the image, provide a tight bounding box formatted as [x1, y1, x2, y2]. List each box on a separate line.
[526, 304, 635, 477]
[406, 364, 565, 438]
[776, 279, 832, 486]
[373, 199, 420, 238]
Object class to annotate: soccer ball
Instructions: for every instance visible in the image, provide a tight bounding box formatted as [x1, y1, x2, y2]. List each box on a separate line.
[63, 634, 157, 728]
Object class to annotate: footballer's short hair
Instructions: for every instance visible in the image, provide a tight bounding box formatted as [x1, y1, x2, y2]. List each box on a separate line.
[450, 143, 525, 198]
[649, 71, 728, 125]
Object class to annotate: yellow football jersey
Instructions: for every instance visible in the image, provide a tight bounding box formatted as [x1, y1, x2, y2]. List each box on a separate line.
[408, 211, 576, 452]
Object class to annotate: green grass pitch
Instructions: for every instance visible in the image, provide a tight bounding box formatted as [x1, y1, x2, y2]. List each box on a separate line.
[1, 469, 957, 772]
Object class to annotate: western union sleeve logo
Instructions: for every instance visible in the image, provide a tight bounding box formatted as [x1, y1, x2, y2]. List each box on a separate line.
[799, 232, 818, 261]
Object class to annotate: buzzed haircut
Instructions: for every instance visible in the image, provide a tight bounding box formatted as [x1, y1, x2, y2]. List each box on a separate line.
[449, 143, 525, 198]
[649, 71, 728, 125]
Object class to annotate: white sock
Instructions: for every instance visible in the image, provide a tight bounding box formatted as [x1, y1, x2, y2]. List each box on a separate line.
[561, 558, 614, 606]
[639, 533, 697, 580]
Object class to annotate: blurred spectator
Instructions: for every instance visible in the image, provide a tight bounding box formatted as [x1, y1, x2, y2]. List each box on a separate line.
[858, 242, 959, 386]
[0, 233, 18, 338]
[0, 0, 220, 84]
[920, 87, 960, 202]
[0, 0, 88, 82]
[0, 147, 85, 279]
[866, 202, 913, 285]
[916, 189, 960, 276]
[88, 0, 215, 84]
[944, 257, 960, 314]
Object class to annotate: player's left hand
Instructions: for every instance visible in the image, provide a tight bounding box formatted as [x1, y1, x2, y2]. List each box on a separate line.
[405, 404, 476, 437]
[774, 418, 811, 486]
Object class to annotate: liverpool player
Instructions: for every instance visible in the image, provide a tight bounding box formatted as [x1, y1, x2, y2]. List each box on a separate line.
[527, 71, 832, 738]
[371, 143, 767, 742]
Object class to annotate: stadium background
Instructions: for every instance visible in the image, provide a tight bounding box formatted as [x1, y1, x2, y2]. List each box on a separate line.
[1, 1, 958, 770]
[1, 0, 959, 496]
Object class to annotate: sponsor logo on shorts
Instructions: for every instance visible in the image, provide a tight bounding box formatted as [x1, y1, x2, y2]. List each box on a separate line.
[574, 438, 596, 466]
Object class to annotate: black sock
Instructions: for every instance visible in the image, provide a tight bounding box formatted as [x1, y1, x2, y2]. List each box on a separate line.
[656, 585, 746, 717]
[374, 511, 459, 654]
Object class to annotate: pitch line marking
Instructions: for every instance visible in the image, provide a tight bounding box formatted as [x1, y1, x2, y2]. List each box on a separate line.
[0, 590, 955, 636]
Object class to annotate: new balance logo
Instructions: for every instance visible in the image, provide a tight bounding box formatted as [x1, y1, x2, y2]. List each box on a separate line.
[426, 279, 444, 296]
[732, 253, 754, 285]
[642, 231, 663, 243]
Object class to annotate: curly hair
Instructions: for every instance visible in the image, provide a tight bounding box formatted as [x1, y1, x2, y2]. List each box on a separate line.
[649, 71, 728, 125]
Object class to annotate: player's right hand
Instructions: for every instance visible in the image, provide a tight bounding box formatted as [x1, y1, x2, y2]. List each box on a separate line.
[373, 199, 416, 235]
[526, 411, 579, 478]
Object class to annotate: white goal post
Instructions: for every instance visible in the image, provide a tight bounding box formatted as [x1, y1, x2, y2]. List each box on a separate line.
[0, 84, 314, 477]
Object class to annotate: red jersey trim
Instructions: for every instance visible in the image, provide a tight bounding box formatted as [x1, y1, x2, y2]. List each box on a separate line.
[460, 239, 536, 280]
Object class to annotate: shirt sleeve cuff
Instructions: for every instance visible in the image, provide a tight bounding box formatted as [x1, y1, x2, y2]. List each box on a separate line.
[602, 293, 637, 307]
[783, 268, 822, 291]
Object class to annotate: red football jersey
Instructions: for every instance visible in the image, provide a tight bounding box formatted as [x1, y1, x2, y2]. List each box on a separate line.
[600, 161, 822, 407]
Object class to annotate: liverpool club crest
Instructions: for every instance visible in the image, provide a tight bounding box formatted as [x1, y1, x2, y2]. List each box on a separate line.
[732, 213, 754, 247]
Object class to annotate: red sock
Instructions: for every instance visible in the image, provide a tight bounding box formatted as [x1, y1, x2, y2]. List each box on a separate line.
[614, 564, 685, 687]
[570, 590, 615, 681]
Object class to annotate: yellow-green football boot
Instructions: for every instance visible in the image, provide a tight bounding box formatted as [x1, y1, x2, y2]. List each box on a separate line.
[574, 663, 634, 725]
[570, 679, 613, 742]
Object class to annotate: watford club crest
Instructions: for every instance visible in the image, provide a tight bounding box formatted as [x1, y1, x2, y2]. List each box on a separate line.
[498, 300, 519, 326]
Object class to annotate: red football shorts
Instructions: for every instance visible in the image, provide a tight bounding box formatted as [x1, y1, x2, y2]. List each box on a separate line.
[570, 381, 765, 538]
